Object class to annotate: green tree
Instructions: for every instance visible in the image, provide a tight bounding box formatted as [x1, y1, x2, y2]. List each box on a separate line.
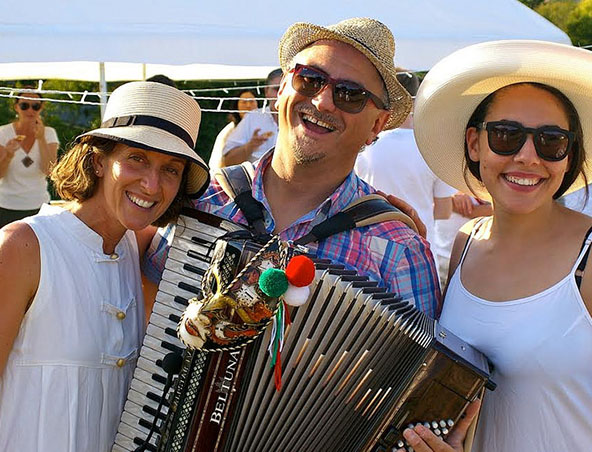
[535, 0, 592, 46]
[536, 1, 578, 32]
[519, 0, 545, 8]
[567, 0, 592, 45]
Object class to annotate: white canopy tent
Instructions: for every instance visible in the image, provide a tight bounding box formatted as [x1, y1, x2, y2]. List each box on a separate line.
[0, 0, 570, 76]
[0, 0, 571, 114]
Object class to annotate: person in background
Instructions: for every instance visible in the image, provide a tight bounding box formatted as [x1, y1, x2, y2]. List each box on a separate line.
[208, 89, 258, 175]
[221, 68, 282, 166]
[433, 192, 492, 288]
[145, 74, 177, 87]
[0, 89, 59, 227]
[559, 185, 592, 216]
[355, 70, 456, 248]
[0, 81, 209, 452]
[409, 40, 592, 452]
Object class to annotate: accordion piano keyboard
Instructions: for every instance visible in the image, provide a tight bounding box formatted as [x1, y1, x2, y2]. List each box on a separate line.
[112, 213, 228, 452]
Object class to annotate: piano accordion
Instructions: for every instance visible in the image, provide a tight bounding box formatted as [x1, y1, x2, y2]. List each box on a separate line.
[111, 208, 494, 452]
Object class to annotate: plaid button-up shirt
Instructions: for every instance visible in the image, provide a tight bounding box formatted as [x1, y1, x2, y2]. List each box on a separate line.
[144, 152, 442, 318]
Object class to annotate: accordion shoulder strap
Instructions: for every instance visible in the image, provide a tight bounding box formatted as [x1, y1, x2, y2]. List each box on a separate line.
[215, 162, 267, 235]
[294, 194, 417, 245]
[215, 164, 417, 244]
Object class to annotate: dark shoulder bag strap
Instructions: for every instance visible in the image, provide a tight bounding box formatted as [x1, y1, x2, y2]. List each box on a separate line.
[214, 170, 417, 246]
[215, 162, 267, 235]
[575, 225, 592, 289]
[294, 194, 417, 246]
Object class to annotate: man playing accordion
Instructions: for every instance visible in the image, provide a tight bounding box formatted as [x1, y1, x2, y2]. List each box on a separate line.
[144, 17, 440, 320]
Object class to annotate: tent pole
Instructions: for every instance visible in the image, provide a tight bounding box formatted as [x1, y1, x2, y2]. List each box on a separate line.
[99, 62, 107, 119]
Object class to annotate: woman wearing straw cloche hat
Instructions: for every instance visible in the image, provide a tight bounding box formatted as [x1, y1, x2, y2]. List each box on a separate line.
[0, 81, 209, 451]
[406, 40, 592, 452]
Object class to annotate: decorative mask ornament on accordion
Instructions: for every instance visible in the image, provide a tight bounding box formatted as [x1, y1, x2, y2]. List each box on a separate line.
[178, 235, 290, 351]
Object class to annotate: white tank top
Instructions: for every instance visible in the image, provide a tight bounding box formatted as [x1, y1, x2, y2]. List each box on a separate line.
[0, 204, 145, 452]
[440, 223, 592, 452]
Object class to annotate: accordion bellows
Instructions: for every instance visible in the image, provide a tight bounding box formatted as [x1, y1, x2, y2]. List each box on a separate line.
[111, 209, 494, 452]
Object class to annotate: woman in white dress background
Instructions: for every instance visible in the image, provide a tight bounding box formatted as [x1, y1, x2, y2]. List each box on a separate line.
[0, 89, 59, 227]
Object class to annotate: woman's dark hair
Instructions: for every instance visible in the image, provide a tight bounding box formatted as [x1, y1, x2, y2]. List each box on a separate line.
[145, 74, 177, 88]
[51, 135, 190, 227]
[13, 86, 43, 104]
[464, 82, 588, 200]
[226, 89, 256, 125]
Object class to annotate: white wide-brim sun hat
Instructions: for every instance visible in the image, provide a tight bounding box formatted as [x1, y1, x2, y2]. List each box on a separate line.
[414, 40, 592, 199]
[78, 81, 210, 198]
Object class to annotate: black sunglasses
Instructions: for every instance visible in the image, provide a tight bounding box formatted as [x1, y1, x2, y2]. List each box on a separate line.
[477, 120, 574, 162]
[289, 63, 388, 114]
[19, 102, 42, 111]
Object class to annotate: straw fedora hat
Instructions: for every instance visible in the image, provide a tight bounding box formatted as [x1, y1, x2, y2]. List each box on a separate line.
[79, 81, 210, 198]
[278, 17, 412, 130]
[414, 40, 592, 199]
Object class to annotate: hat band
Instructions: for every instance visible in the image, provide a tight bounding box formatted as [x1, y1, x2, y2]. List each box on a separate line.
[345, 35, 381, 62]
[101, 115, 194, 148]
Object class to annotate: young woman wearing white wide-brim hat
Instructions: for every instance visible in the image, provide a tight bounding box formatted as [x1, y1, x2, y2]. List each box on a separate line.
[403, 40, 592, 452]
[0, 81, 209, 451]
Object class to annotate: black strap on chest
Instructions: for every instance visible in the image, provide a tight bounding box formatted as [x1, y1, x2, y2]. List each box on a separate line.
[575, 225, 592, 289]
[217, 163, 267, 235]
[293, 194, 417, 245]
[215, 163, 418, 246]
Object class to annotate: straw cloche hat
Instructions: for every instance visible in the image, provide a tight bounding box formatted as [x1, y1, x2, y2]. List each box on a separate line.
[79, 81, 209, 198]
[278, 17, 412, 130]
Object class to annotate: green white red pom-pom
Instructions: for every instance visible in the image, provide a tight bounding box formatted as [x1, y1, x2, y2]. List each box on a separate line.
[257, 256, 315, 306]
[283, 284, 310, 306]
[258, 268, 289, 298]
[262, 255, 316, 391]
[285, 255, 315, 287]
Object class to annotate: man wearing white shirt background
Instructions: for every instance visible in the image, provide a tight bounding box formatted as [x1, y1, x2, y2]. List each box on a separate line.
[221, 68, 283, 166]
[355, 70, 456, 247]
[560, 186, 592, 216]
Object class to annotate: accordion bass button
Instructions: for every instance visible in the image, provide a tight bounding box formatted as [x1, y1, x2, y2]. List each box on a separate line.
[447, 419, 455, 427]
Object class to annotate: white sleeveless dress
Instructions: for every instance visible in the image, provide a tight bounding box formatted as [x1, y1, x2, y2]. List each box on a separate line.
[440, 225, 592, 452]
[0, 204, 145, 452]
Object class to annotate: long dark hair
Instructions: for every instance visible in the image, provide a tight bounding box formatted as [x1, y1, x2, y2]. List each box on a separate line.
[464, 82, 588, 200]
